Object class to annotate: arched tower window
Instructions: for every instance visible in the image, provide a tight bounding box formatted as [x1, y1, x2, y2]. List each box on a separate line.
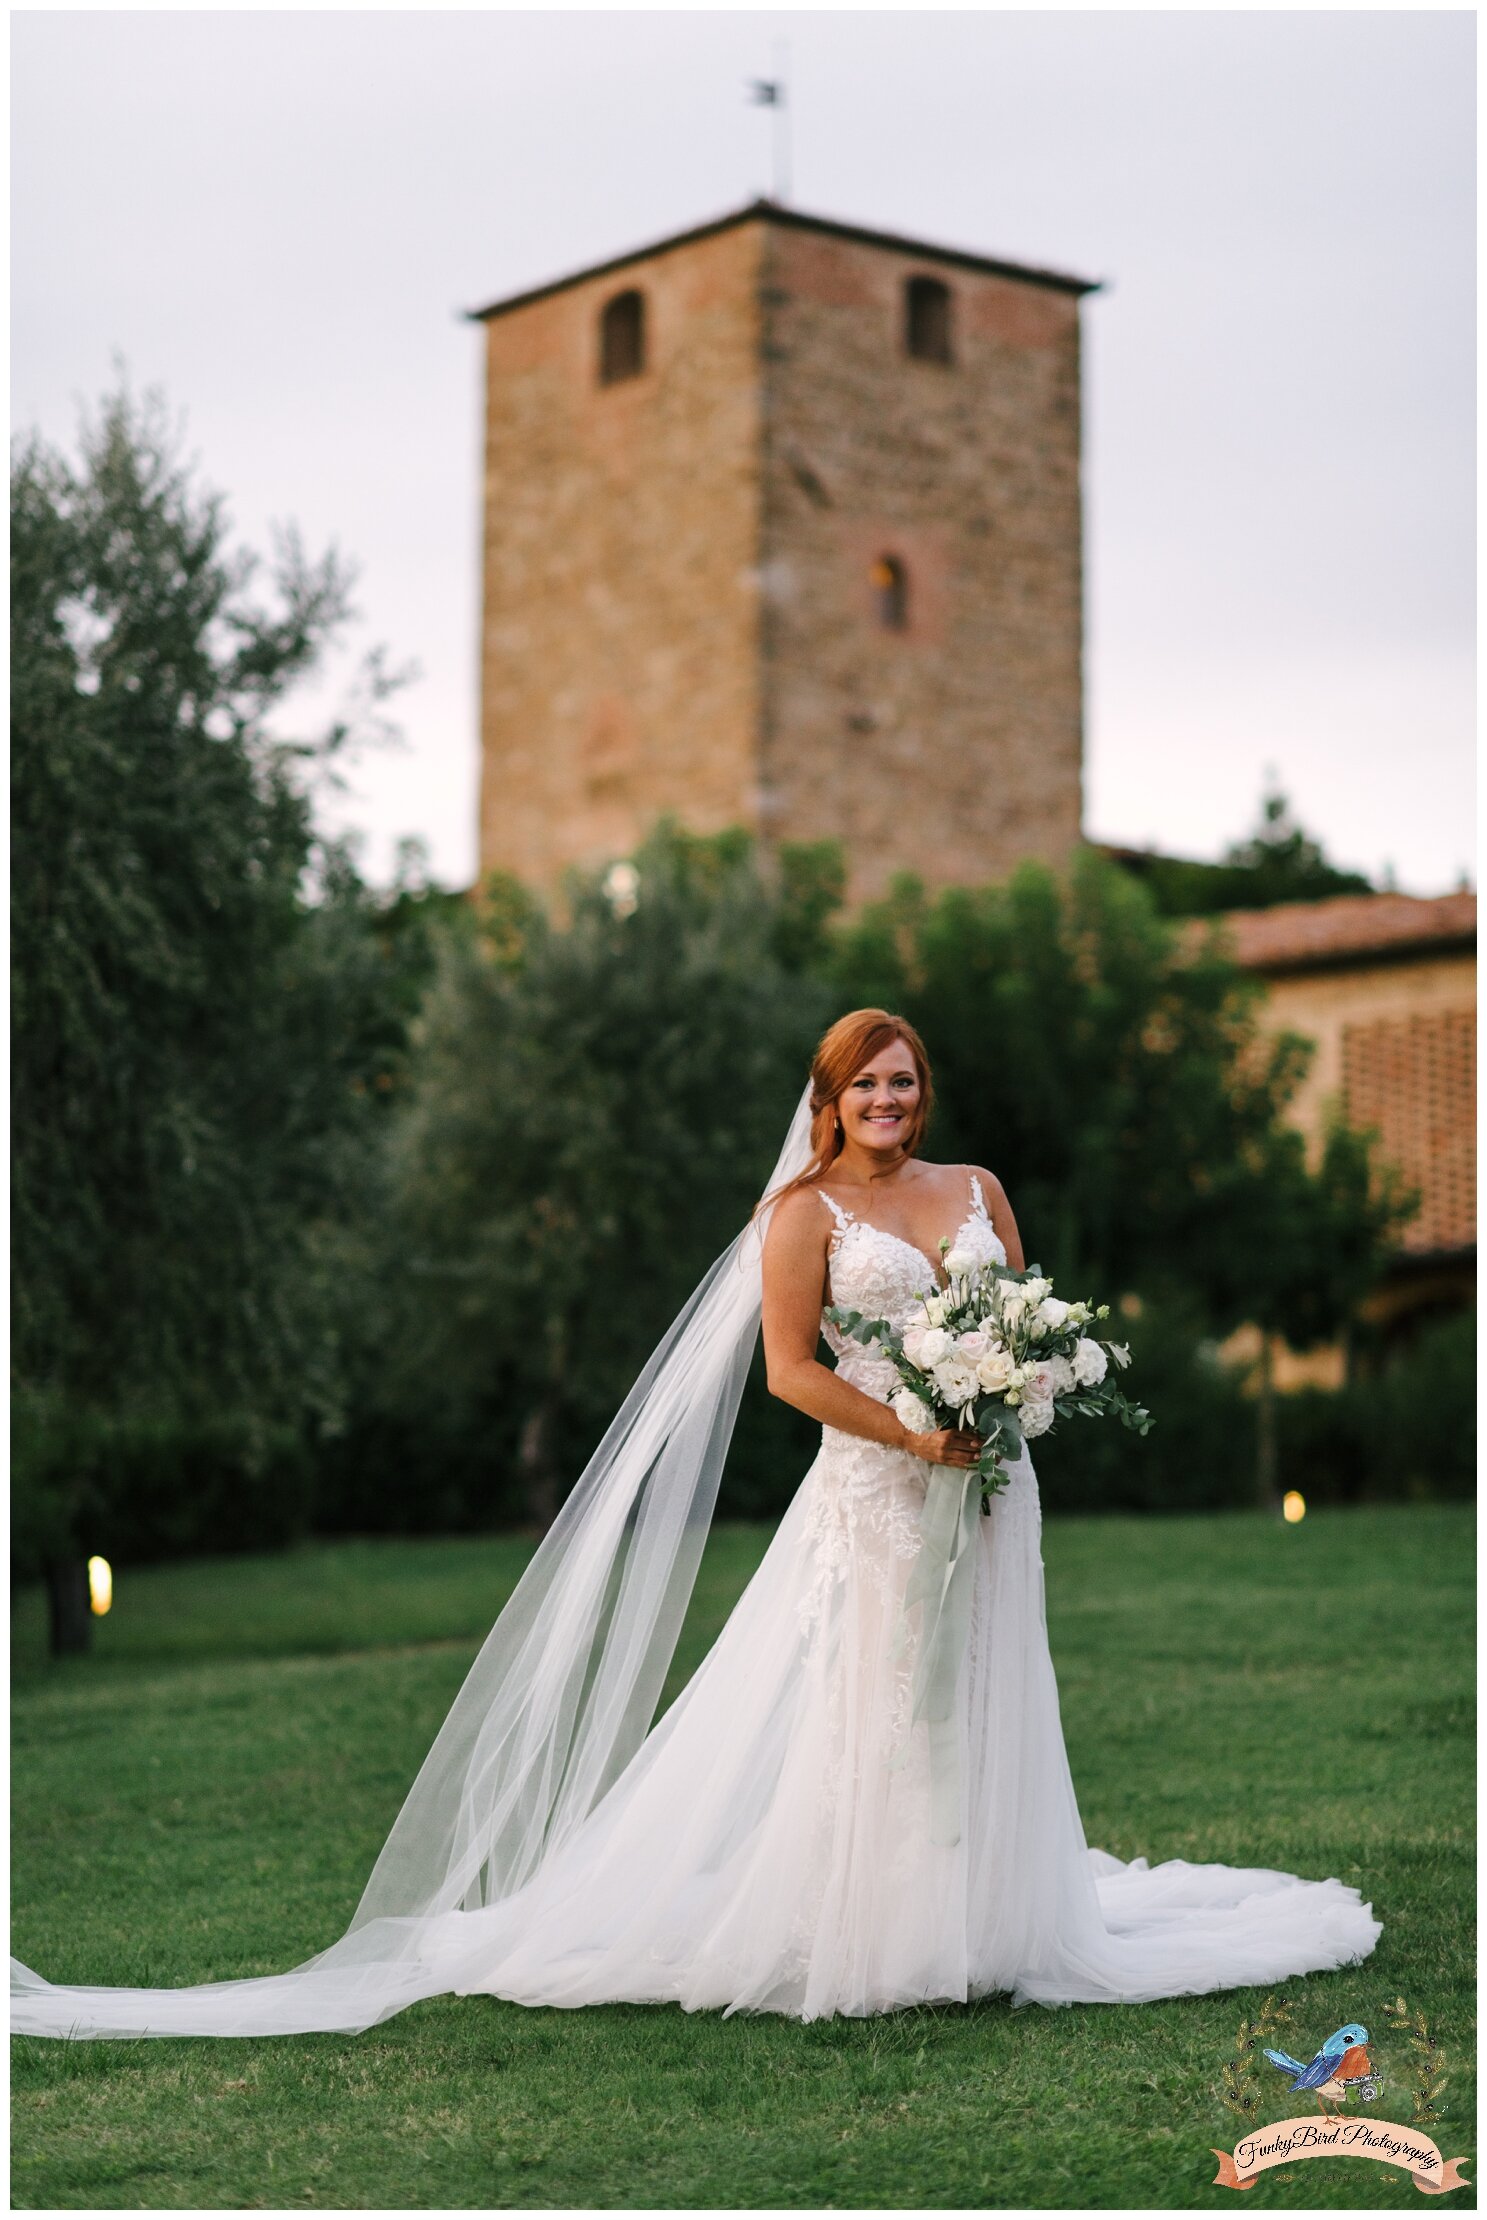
[870, 555, 909, 632]
[905, 275, 953, 365]
[599, 289, 646, 385]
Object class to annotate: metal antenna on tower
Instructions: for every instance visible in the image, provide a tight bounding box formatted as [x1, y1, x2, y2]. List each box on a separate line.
[746, 43, 791, 202]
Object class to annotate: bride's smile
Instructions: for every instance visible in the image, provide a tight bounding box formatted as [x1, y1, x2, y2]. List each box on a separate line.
[841, 1060, 918, 1155]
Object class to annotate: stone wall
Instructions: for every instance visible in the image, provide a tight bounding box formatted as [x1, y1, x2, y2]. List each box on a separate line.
[478, 222, 765, 889]
[759, 223, 1086, 904]
[477, 209, 1088, 906]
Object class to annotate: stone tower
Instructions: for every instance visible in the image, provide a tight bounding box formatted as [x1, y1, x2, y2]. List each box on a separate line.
[472, 200, 1098, 905]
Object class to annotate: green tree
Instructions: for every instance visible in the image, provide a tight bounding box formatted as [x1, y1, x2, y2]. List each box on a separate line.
[380, 821, 833, 1528]
[1104, 783, 1374, 917]
[1189, 1112, 1417, 1504]
[11, 382, 416, 1643]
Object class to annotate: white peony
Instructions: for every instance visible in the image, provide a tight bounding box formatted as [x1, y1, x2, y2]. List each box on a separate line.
[891, 1386, 937, 1435]
[1036, 1296, 1071, 1331]
[1072, 1338, 1109, 1387]
[932, 1357, 980, 1408]
[914, 1327, 952, 1369]
[975, 1345, 1017, 1394]
[1018, 1395, 1055, 1439]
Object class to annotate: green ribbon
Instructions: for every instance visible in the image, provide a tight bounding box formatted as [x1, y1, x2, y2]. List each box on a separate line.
[896, 1463, 983, 1848]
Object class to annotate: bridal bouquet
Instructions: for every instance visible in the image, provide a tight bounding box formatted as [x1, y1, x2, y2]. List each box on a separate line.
[827, 1246, 1152, 1505]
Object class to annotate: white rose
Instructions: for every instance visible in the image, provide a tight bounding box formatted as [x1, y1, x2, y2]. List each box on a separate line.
[891, 1387, 937, 1435]
[901, 1326, 932, 1367]
[1072, 1338, 1108, 1387]
[1036, 1296, 1070, 1331]
[916, 1327, 952, 1369]
[1020, 1277, 1051, 1305]
[955, 1329, 992, 1362]
[975, 1346, 1017, 1394]
[932, 1357, 980, 1408]
[1018, 1396, 1055, 1439]
[943, 1245, 976, 1278]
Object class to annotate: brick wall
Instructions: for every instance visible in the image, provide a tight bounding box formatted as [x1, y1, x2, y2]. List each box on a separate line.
[760, 226, 1085, 903]
[477, 209, 1088, 905]
[1343, 1007, 1476, 1254]
[478, 223, 766, 889]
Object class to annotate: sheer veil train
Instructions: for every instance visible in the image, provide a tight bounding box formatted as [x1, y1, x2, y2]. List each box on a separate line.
[12, 1061, 1381, 2039]
[11, 1082, 819, 2038]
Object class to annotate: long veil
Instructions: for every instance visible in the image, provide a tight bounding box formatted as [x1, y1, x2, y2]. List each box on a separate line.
[12, 1080, 818, 2039]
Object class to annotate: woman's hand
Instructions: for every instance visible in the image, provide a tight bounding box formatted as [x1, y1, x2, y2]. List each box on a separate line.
[904, 1425, 984, 1468]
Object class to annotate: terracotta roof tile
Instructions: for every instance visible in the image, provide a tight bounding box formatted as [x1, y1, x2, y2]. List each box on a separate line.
[1185, 891, 1477, 974]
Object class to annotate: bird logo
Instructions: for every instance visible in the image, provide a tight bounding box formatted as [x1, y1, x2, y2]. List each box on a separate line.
[1263, 2021, 1382, 2103]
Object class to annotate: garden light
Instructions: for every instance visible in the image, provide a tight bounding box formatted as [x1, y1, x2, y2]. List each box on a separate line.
[1282, 1491, 1306, 1524]
[87, 1556, 113, 1615]
[603, 861, 640, 918]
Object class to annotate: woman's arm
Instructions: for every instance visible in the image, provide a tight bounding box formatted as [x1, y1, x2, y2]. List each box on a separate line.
[761, 1188, 981, 1469]
[974, 1166, 1025, 1273]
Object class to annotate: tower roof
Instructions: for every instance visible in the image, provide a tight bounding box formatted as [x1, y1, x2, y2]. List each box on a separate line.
[466, 197, 1102, 322]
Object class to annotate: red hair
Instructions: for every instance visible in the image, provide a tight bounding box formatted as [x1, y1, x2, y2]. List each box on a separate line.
[757, 1008, 935, 1218]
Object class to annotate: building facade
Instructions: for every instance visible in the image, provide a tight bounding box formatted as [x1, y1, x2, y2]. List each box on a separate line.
[471, 201, 1097, 905]
[1211, 890, 1476, 1383]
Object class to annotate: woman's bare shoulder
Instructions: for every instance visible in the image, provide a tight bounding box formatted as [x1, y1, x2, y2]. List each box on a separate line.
[966, 1164, 1023, 1265]
[915, 1157, 1007, 1205]
[765, 1182, 831, 1242]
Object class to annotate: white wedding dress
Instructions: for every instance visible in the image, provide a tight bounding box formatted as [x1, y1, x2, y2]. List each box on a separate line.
[12, 1170, 1381, 2038]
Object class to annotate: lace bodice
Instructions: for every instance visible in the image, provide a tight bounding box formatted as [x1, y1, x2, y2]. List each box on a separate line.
[795, 1167, 1015, 1645]
[817, 1170, 1007, 1404]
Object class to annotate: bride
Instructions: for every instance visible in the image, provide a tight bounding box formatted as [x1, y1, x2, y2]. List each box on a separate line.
[12, 1007, 1381, 2037]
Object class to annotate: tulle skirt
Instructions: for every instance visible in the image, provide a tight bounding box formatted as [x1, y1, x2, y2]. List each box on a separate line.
[12, 1430, 1381, 2037]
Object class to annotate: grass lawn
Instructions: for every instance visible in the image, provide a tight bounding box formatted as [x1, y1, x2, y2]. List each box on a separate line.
[11, 1506, 1475, 2210]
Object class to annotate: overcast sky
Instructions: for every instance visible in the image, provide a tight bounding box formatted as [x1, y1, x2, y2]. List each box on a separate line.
[12, 8, 1476, 894]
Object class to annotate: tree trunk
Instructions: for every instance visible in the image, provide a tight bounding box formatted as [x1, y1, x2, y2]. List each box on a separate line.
[518, 1399, 560, 1534]
[1255, 1333, 1279, 1512]
[45, 1558, 93, 1657]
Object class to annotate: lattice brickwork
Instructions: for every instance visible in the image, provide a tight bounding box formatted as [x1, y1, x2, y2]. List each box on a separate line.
[1342, 1008, 1476, 1253]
